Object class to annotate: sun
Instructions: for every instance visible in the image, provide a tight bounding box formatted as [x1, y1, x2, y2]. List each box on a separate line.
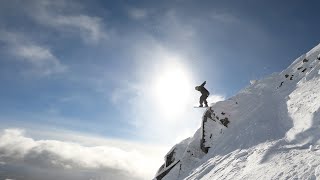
[152, 62, 193, 117]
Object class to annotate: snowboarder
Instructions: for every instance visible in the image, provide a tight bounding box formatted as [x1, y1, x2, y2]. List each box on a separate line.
[195, 81, 210, 107]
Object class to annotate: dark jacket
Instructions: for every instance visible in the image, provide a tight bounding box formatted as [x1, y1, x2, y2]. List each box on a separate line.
[196, 81, 210, 96]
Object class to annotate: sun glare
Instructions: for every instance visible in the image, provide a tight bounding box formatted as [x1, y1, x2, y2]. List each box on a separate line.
[153, 63, 193, 117]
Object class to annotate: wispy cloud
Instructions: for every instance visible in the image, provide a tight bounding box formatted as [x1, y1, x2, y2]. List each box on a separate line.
[0, 128, 167, 180]
[31, 0, 107, 44]
[0, 30, 67, 75]
[161, 10, 196, 40]
[210, 12, 240, 24]
[128, 7, 148, 20]
[39, 14, 107, 44]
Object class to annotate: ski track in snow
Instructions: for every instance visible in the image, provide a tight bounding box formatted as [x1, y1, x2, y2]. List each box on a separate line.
[156, 43, 320, 180]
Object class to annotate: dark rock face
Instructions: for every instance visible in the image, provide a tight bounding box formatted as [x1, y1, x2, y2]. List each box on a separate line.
[155, 148, 177, 180]
[200, 107, 229, 153]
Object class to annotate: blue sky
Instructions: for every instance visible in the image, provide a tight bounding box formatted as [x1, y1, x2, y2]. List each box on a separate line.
[1, 0, 320, 179]
[1, 0, 320, 145]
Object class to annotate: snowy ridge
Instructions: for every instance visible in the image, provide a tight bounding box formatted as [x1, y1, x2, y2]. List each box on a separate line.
[154, 43, 320, 180]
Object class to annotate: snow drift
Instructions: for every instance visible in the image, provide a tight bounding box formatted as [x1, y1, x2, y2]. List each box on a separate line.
[155, 43, 320, 180]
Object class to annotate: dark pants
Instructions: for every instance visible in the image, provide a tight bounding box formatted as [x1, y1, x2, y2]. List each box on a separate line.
[200, 94, 208, 106]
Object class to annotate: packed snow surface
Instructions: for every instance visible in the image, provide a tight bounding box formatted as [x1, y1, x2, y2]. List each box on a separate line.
[156, 43, 320, 180]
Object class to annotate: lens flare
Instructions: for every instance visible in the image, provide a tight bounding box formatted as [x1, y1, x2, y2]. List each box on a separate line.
[152, 62, 193, 118]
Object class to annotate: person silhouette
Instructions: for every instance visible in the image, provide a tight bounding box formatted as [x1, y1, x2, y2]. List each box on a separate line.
[195, 81, 210, 107]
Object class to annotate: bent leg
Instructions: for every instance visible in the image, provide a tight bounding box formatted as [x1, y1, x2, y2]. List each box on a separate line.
[200, 95, 205, 106]
[204, 95, 208, 107]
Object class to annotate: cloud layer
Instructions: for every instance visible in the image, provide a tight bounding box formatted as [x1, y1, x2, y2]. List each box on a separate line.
[0, 129, 166, 180]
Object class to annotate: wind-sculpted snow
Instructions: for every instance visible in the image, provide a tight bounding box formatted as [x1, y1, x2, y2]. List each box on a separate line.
[155, 43, 320, 180]
[186, 141, 320, 180]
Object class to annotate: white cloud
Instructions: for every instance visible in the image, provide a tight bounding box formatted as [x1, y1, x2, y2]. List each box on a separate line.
[43, 14, 107, 43]
[31, 0, 107, 44]
[0, 30, 67, 75]
[162, 10, 196, 40]
[0, 128, 167, 180]
[128, 7, 148, 20]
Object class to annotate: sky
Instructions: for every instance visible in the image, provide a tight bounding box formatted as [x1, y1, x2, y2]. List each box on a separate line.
[0, 0, 320, 179]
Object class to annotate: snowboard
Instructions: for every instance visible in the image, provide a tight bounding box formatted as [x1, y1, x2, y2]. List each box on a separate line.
[194, 106, 209, 108]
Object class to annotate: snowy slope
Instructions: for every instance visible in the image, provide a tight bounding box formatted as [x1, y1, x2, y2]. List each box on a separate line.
[155, 43, 320, 180]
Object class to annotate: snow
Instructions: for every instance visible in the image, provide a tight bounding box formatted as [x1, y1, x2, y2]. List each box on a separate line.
[155, 43, 320, 180]
[250, 80, 257, 85]
[186, 141, 320, 180]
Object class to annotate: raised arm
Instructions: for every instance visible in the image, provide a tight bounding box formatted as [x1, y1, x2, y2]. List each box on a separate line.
[200, 81, 206, 87]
